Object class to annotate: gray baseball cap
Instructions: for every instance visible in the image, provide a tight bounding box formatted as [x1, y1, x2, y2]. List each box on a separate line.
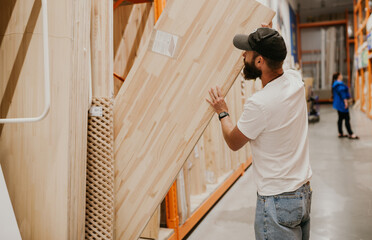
[233, 28, 287, 61]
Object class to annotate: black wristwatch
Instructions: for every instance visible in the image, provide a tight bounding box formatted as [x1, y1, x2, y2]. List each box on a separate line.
[218, 111, 229, 121]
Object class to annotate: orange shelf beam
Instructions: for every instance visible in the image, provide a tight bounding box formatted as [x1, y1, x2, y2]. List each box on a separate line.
[298, 20, 347, 28]
[302, 61, 321, 65]
[167, 232, 177, 240]
[354, 0, 362, 12]
[113, 73, 125, 82]
[165, 181, 180, 239]
[114, 0, 125, 9]
[356, 18, 368, 35]
[114, 0, 153, 9]
[301, 50, 321, 54]
[154, 0, 166, 22]
[354, 0, 359, 100]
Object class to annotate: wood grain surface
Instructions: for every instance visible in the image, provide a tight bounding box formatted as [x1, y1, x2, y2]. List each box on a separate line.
[113, 1, 274, 239]
[91, 0, 113, 97]
[0, 0, 90, 239]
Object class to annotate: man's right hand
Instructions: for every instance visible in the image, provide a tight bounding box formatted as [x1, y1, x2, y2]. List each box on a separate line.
[261, 21, 273, 28]
[206, 86, 229, 114]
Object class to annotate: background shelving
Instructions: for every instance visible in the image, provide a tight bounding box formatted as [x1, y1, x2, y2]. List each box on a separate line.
[353, 0, 372, 118]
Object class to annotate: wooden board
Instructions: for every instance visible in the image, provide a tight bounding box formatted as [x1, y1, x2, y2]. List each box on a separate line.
[91, 0, 113, 97]
[203, 116, 224, 184]
[140, 205, 160, 239]
[189, 142, 207, 195]
[0, 0, 90, 239]
[86, 1, 114, 238]
[113, 3, 154, 96]
[113, 1, 274, 239]
[113, 3, 153, 77]
[176, 165, 189, 224]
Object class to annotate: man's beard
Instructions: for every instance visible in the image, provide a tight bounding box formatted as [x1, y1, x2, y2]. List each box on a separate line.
[243, 60, 262, 80]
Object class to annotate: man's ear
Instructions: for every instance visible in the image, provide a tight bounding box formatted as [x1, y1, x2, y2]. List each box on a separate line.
[256, 56, 263, 65]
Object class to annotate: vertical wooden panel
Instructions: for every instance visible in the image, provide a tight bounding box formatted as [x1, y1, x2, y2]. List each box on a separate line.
[87, 1, 115, 238]
[91, 0, 113, 97]
[140, 206, 160, 239]
[69, 0, 91, 239]
[0, 0, 90, 239]
[113, 5, 133, 56]
[113, 3, 154, 96]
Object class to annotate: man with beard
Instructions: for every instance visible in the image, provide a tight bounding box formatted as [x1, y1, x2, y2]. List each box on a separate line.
[206, 27, 312, 240]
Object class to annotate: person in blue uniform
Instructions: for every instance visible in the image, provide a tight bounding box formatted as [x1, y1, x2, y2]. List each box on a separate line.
[332, 72, 359, 139]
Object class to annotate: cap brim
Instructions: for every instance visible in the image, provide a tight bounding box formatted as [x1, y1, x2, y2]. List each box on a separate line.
[233, 34, 253, 51]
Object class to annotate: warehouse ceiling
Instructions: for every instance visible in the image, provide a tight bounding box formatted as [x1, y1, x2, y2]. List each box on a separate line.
[298, 0, 354, 22]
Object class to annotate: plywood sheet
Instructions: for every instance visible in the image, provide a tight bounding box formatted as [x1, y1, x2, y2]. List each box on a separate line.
[113, 3, 153, 78]
[203, 117, 224, 184]
[113, 3, 154, 96]
[113, 1, 274, 239]
[139, 205, 160, 239]
[189, 142, 207, 195]
[0, 0, 90, 239]
[91, 0, 113, 97]
[176, 168, 188, 225]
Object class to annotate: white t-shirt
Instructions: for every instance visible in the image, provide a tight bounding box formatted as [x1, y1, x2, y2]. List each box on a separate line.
[237, 69, 312, 196]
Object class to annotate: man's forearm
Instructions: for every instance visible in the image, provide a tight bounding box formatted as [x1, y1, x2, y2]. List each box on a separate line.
[207, 86, 249, 151]
[220, 116, 235, 145]
[220, 116, 249, 151]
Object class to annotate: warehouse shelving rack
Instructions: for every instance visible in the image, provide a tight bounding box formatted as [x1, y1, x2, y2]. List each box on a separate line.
[354, 0, 372, 119]
[165, 159, 252, 240]
[297, 13, 353, 103]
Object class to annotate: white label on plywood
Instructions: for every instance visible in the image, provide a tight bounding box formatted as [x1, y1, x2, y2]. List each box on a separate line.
[89, 106, 103, 117]
[151, 30, 179, 58]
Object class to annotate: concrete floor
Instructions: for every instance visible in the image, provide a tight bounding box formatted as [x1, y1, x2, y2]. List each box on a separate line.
[186, 105, 372, 240]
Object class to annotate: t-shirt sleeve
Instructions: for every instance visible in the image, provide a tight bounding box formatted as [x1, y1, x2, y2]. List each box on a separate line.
[237, 99, 266, 140]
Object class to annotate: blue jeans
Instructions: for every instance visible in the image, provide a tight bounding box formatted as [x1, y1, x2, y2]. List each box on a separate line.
[255, 183, 312, 240]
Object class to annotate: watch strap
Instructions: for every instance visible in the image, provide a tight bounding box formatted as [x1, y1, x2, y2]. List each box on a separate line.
[218, 111, 229, 120]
